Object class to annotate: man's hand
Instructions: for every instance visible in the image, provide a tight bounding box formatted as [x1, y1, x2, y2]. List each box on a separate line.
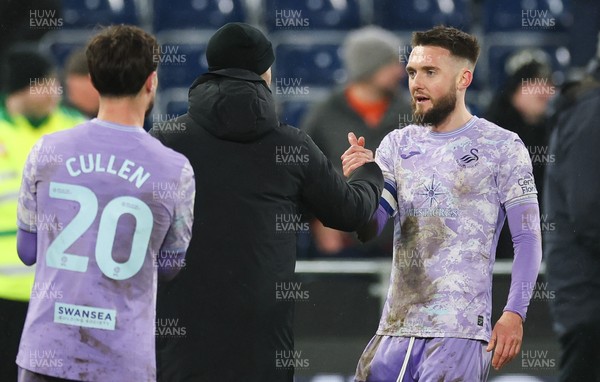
[341, 132, 374, 177]
[486, 311, 523, 370]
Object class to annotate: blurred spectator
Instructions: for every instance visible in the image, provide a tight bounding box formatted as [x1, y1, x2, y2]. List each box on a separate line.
[0, 49, 84, 381]
[544, 55, 600, 381]
[302, 26, 410, 257]
[63, 49, 99, 118]
[485, 50, 554, 259]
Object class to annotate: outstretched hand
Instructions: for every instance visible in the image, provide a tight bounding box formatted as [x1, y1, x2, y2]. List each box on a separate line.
[341, 132, 374, 177]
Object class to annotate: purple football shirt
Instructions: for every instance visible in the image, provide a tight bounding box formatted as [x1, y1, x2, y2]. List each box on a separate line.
[16, 119, 195, 381]
[375, 117, 537, 342]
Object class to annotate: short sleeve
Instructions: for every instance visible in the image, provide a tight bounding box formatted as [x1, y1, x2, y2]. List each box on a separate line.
[498, 135, 538, 210]
[375, 132, 398, 217]
[17, 139, 42, 232]
[160, 160, 195, 252]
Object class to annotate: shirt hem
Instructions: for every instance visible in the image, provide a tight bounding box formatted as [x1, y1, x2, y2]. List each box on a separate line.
[376, 329, 490, 343]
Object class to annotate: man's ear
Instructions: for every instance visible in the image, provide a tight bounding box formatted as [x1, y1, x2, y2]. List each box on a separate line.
[458, 68, 473, 90]
[145, 71, 158, 93]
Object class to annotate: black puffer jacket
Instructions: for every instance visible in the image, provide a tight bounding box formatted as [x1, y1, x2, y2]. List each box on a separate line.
[150, 68, 383, 382]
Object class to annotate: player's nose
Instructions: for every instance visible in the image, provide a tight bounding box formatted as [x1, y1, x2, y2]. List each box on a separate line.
[410, 74, 424, 91]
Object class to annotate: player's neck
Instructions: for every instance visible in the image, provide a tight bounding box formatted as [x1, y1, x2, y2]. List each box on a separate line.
[431, 104, 473, 134]
[97, 97, 145, 128]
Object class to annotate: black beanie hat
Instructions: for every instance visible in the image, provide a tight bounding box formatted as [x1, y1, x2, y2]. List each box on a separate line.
[5, 50, 53, 94]
[206, 22, 275, 75]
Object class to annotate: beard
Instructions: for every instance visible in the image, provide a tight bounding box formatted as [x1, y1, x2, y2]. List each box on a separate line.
[411, 88, 457, 127]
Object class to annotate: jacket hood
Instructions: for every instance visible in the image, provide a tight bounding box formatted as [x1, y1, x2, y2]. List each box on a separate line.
[187, 68, 278, 142]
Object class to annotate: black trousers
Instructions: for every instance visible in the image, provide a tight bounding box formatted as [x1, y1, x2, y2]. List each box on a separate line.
[559, 322, 600, 382]
[0, 297, 28, 382]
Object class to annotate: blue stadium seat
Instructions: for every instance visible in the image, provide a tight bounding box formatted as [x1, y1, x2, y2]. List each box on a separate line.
[38, 31, 95, 69]
[373, 0, 470, 31]
[47, 40, 85, 68]
[61, 0, 139, 28]
[156, 42, 210, 90]
[151, 87, 188, 131]
[153, 0, 246, 32]
[264, 0, 361, 31]
[274, 43, 345, 87]
[165, 99, 189, 117]
[277, 99, 315, 128]
[484, 0, 573, 33]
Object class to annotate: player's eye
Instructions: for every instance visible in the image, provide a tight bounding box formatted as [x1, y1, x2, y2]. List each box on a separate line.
[427, 70, 435, 76]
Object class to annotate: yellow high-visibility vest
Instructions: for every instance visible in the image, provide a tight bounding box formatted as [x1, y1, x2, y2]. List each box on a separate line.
[0, 104, 85, 301]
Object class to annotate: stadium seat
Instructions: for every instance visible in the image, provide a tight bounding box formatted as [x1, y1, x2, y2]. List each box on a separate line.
[264, 0, 361, 31]
[165, 97, 189, 117]
[61, 0, 139, 28]
[275, 85, 329, 128]
[155, 87, 189, 118]
[274, 42, 346, 87]
[483, 0, 573, 33]
[156, 40, 210, 90]
[153, 0, 246, 32]
[373, 0, 471, 31]
[277, 99, 314, 128]
[38, 31, 95, 68]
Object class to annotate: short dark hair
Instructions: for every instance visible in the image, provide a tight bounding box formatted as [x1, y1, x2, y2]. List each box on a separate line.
[411, 26, 480, 67]
[86, 25, 158, 96]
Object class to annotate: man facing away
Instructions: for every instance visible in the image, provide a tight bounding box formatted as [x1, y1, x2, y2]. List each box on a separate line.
[15, 25, 195, 381]
[150, 22, 383, 382]
[342, 26, 543, 382]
